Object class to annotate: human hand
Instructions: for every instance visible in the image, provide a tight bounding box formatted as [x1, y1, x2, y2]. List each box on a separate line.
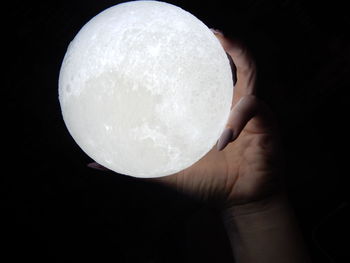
[148, 30, 284, 209]
[88, 30, 284, 210]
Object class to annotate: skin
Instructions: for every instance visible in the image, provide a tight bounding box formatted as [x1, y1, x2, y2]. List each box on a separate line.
[89, 30, 311, 262]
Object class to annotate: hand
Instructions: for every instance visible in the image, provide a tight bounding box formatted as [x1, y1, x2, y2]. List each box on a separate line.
[89, 30, 284, 210]
[149, 30, 284, 209]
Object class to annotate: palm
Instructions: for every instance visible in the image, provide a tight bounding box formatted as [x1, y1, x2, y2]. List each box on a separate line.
[159, 120, 279, 207]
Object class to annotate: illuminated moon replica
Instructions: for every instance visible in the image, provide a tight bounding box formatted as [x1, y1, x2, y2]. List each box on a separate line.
[58, 1, 233, 178]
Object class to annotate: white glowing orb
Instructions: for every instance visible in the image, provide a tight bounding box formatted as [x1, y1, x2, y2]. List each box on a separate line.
[58, 1, 233, 178]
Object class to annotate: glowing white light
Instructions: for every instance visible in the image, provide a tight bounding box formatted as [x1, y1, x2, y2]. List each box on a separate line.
[58, 1, 233, 178]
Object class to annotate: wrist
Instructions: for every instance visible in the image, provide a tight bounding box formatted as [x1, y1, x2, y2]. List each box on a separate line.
[220, 191, 289, 219]
[219, 192, 312, 263]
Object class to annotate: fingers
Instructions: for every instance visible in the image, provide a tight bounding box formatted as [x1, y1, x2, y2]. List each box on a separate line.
[211, 29, 269, 151]
[217, 95, 275, 151]
[211, 29, 255, 75]
[211, 29, 257, 103]
[87, 162, 110, 171]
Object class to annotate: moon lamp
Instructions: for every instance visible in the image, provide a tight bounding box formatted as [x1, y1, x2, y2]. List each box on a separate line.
[58, 1, 234, 178]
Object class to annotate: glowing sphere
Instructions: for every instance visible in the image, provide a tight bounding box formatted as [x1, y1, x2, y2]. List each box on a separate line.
[58, 1, 233, 178]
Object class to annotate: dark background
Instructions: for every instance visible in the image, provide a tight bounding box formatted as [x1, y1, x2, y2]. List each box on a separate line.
[5, 0, 349, 262]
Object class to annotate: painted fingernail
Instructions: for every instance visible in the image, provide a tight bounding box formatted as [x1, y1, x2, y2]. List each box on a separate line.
[210, 28, 224, 36]
[217, 127, 234, 151]
[226, 53, 237, 85]
[87, 162, 109, 171]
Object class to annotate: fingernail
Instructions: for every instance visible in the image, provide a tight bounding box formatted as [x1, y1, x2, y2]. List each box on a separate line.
[87, 162, 109, 171]
[210, 28, 224, 36]
[217, 127, 234, 151]
[226, 52, 237, 85]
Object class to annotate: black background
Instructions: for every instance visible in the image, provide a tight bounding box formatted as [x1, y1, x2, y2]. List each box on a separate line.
[5, 0, 349, 262]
